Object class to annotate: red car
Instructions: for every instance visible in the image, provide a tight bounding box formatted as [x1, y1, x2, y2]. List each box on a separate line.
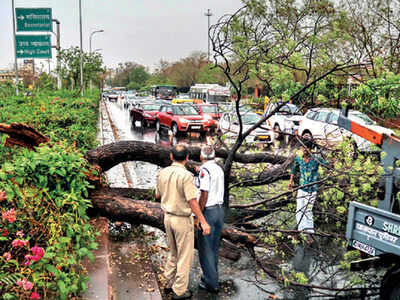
[155, 104, 213, 136]
[193, 103, 221, 131]
[130, 103, 161, 127]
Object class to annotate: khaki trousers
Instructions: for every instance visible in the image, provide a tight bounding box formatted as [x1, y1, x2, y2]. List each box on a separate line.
[164, 214, 194, 296]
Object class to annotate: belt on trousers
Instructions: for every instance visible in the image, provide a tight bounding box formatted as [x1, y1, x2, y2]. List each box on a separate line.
[165, 211, 191, 217]
[204, 203, 223, 210]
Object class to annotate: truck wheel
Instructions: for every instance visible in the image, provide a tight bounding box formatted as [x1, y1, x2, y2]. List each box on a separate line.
[156, 120, 161, 132]
[381, 266, 400, 300]
[172, 123, 179, 136]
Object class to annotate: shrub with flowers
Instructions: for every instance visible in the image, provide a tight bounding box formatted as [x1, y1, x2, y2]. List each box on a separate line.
[0, 90, 100, 299]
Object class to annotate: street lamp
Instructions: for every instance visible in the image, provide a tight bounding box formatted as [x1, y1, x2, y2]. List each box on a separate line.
[204, 8, 213, 62]
[90, 30, 104, 53]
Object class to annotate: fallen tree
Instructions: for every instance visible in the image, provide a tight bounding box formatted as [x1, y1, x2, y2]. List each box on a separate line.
[0, 123, 287, 260]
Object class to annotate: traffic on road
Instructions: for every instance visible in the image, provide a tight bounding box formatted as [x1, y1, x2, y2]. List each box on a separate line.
[102, 86, 394, 153]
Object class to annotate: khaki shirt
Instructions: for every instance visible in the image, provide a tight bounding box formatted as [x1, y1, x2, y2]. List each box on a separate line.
[156, 162, 198, 217]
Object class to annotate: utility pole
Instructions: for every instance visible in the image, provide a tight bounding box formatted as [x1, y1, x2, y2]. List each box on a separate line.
[52, 19, 61, 89]
[79, 0, 84, 96]
[204, 8, 213, 62]
[11, 0, 19, 95]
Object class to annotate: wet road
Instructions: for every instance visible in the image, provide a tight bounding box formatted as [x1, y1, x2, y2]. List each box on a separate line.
[103, 100, 281, 300]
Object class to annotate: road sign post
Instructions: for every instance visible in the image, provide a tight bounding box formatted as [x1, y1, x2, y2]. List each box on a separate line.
[16, 8, 52, 32]
[16, 35, 52, 59]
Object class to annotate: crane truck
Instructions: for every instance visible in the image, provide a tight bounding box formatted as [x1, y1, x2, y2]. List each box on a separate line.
[338, 108, 400, 299]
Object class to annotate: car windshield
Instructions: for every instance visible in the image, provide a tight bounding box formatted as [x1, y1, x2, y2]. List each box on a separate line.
[173, 106, 199, 115]
[349, 112, 376, 125]
[280, 104, 302, 115]
[201, 106, 217, 113]
[143, 104, 160, 111]
[241, 113, 261, 125]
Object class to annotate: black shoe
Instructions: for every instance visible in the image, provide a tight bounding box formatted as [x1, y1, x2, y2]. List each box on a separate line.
[163, 287, 173, 294]
[199, 281, 219, 293]
[172, 290, 192, 299]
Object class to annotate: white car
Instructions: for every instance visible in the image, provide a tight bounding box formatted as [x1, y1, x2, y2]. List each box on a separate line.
[263, 103, 303, 140]
[298, 108, 394, 151]
[218, 111, 274, 144]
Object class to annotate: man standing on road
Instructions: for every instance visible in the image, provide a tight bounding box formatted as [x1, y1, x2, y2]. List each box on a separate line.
[289, 139, 328, 242]
[196, 145, 225, 293]
[156, 145, 211, 300]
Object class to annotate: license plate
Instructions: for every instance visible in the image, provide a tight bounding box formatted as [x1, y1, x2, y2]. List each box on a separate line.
[352, 240, 376, 256]
[258, 135, 269, 140]
[135, 121, 141, 127]
[192, 126, 201, 129]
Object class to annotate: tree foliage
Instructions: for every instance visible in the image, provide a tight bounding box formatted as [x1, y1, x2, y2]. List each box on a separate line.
[57, 47, 105, 90]
[112, 62, 150, 90]
[352, 73, 400, 119]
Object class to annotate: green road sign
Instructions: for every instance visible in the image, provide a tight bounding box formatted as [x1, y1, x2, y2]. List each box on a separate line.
[16, 35, 52, 59]
[16, 8, 52, 32]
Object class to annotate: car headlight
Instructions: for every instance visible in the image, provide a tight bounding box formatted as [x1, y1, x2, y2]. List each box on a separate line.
[180, 118, 189, 124]
[143, 113, 151, 118]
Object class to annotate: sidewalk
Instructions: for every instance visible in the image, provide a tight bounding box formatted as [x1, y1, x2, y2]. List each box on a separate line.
[82, 99, 162, 300]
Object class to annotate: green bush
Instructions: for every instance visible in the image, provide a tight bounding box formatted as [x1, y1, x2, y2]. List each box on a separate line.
[0, 89, 100, 299]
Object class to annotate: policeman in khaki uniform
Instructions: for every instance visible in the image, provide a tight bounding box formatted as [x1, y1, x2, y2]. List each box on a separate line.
[156, 145, 210, 300]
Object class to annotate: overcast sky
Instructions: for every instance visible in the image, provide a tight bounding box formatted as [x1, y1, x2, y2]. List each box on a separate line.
[0, 0, 243, 72]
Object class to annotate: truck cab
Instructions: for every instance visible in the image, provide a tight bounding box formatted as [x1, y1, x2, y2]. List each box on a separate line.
[338, 110, 400, 299]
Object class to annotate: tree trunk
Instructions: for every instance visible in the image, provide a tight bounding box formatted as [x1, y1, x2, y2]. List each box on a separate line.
[0, 123, 50, 149]
[90, 187, 257, 247]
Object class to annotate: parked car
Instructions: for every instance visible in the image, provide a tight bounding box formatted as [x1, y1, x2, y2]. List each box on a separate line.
[107, 92, 119, 102]
[130, 102, 161, 128]
[298, 108, 395, 151]
[192, 103, 221, 132]
[263, 103, 303, 140]
[218, 111, 274, 144]
[155, 104, 212, 136]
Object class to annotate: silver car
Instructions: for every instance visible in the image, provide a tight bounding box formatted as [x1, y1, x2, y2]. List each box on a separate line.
[218, 111, 274, 144]
[298, 108, 394, 151]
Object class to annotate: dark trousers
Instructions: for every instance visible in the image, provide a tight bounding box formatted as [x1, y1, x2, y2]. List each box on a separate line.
[196, 205, 224, 290]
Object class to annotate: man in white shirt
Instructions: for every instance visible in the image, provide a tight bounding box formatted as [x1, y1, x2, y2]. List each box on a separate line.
[195, 145, 225, 293]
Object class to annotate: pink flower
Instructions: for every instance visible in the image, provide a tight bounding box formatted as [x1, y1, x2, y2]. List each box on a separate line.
[11, 239, 29, 248]
[0, 190, 6, 202]
[23, 280, 33, 291]
[24, 258, 31, 266]
[17, 278, 33, 290]
[2, 208, 16, 223]
[24, 246, 45, 265]
[3, 252, 11, 261]
[30, 292, 40, 299]
[16, 230, 24, 238]
[31, 246, 45, 261]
